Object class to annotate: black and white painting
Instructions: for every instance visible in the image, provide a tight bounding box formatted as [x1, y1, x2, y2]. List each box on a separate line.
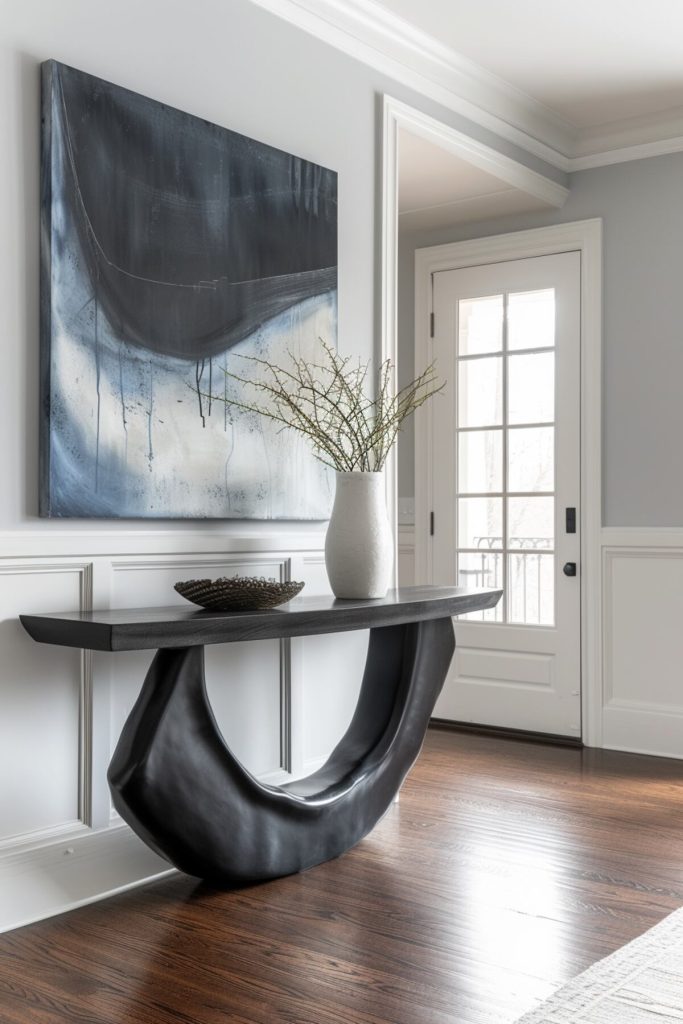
[40, 60, 338, 518]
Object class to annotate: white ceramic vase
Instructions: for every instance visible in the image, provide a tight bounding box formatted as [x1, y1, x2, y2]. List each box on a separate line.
[324, 471, 393, 599]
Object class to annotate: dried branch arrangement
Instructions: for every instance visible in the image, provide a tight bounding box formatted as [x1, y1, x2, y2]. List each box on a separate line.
[198, 340, 444, 472]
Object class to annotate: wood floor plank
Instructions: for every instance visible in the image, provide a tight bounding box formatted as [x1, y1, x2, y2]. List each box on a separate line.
[0, 729, 682, 1023]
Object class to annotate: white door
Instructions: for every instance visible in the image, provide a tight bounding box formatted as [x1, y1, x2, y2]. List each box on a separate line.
[428, 252, 581, 738]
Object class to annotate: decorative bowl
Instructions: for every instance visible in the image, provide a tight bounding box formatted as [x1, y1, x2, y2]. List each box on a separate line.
[174, 575, 305, 612]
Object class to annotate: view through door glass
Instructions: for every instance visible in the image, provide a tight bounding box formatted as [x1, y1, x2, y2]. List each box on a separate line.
[457, 288, 555, 626]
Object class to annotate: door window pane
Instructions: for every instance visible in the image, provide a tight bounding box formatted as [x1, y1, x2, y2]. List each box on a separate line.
[453, 286, 559, 630]
[508, 552, 554, 625]
[458, 430, 503, 494]
[458, 357, 503, 428]
[458, 552, 503, 622]
[507, 496, 554, 550]
[508, 289, 555, 351]
[458, 295, 503, 356]
[508, 352, 554, 425]
[458, 497, 502, 551]
[508, 427, 554, 493]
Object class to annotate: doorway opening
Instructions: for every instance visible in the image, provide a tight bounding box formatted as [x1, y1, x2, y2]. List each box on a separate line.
[381, 97, 602, 742]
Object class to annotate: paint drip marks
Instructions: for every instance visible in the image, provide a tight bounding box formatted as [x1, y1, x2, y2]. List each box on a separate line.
[195, 357, 214, 428]
[118, 344, 128, 465]
[147, 359, 154, 471]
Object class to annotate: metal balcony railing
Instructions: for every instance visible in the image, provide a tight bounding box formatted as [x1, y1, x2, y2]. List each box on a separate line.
[459, 536, 553, 624]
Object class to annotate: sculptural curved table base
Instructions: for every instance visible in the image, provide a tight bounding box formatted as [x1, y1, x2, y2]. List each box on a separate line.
[21, 586, 501, 886]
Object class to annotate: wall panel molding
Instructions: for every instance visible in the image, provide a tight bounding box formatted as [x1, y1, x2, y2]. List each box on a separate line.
[601, 527, 683, 548]
[108, 551, 297, 793]
[4, 526, 683, 933]
[397, 524, 415, 587]
[601, 536, 683, 759]
[0, 529, 327, 560]
[0, 560, 93, 849]
[0, 538, 339, 931]
[392, 525, 683, 761]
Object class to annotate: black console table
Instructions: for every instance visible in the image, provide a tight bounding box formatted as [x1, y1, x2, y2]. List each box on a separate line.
[21, 585, 501, 886]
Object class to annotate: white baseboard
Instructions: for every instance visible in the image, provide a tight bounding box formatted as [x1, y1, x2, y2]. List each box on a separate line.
[0, 824, 174, 934]
[603, 701, 683, 761]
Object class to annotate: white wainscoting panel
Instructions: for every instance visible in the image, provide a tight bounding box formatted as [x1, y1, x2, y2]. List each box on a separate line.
[295, 555, 367, 773]
[0, 563, 90, 847]
[392, 522, 683, 759]
[398, 525, 415, 587]
[300, 630, 368, 771]
[3, 522, 682, 932]
[0, 533, 377, 932]
[602, 532, 683, 759]
[109, 556, 287, 782]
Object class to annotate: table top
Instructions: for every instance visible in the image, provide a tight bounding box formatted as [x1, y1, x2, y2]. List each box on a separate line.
[20, 585, 501, 651]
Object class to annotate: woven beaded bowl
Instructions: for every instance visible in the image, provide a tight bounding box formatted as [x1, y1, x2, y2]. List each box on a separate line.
[174, 575, 305, 612]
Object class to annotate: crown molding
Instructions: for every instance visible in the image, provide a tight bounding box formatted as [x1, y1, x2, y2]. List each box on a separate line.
[570, 106, 683, 170]
[249, 0, 575, 169]
[577, 105, 683, 155]
[250, 0, 683, 173]
[570, 134, 683, 172]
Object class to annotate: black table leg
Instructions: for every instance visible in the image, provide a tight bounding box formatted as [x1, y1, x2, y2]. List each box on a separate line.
[108, 617, 455, 885]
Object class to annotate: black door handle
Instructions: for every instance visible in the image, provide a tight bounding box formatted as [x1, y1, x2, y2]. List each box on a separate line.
[563, 562, 577, 577]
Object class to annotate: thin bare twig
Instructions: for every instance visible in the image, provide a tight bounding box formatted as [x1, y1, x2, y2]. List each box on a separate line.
[191, 339, 444, 472]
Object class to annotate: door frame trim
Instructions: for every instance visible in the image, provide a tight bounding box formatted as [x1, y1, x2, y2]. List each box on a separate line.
[380, 94, 568, 586]
[414, 220, 603, 746]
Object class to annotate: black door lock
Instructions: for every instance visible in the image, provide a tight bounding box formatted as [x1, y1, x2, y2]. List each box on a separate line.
[563, 562, 577, 577]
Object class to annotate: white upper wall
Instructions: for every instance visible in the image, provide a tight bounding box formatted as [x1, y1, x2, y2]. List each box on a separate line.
[0, 0, 564, 536]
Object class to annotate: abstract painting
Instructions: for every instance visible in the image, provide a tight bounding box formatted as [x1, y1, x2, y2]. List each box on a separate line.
[40, 60, 338, 518]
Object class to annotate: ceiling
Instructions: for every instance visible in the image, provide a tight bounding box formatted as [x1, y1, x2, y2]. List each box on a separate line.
[397, 128, 555, 233]
[379, 0, 683, 129]
[252, 0, 683, 167]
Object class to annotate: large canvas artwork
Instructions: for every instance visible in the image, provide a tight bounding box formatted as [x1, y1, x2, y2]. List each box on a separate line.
[40, 61, 338, 518]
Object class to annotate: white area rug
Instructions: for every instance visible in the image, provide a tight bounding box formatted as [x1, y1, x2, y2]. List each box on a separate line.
[515, 907, 683, 1022]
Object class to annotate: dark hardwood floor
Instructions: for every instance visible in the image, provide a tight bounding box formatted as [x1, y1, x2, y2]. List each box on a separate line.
[1, 728, 682, 1024]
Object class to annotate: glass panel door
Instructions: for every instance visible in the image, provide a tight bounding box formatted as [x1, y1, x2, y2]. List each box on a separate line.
[428, 250, 581, 738]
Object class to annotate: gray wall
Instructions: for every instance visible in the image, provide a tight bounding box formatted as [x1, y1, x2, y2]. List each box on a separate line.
[397, 151, 683, 527]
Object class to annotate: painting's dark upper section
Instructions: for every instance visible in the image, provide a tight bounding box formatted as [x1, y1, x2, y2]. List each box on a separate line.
[45, 60, 338, 360]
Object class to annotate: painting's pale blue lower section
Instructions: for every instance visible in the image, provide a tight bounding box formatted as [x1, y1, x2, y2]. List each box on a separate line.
[49, 292, 336, 519]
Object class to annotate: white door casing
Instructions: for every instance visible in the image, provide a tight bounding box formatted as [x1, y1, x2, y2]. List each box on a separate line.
[381, 95, 570, 588]
[414, 221, 603, 743]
